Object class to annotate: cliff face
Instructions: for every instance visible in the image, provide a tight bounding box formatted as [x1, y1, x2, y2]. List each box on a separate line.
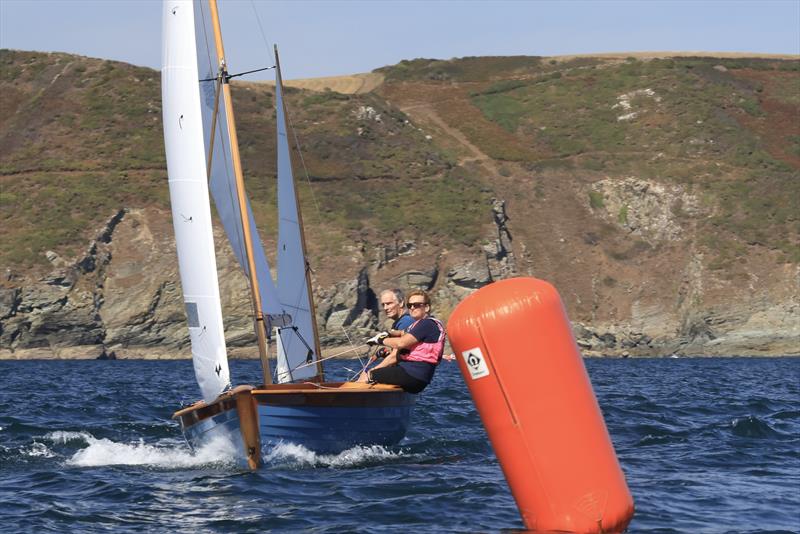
[2, 202, 796, 359]
[1, 51, 798, 358]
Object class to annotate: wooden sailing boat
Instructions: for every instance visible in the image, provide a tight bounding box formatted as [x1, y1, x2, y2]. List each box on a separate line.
[162, 0, 415, 469]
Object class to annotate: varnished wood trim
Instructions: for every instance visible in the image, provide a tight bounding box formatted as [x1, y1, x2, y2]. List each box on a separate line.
[172, 385, 254, 423]
[235, 389, 261, 470]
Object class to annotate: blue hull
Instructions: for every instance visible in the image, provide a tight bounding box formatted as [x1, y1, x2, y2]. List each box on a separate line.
[258, 400, 416, 453]
[175, 383, 416, 467]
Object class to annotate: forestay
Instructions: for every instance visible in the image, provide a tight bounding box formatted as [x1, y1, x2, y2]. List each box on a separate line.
[161, 0, 230, 403]
[274, 59, 320, 383]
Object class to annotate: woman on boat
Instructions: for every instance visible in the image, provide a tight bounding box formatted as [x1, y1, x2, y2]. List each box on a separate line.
[358, 289, 446, 393]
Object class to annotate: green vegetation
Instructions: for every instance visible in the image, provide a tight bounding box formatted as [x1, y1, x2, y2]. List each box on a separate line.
[301, 88, 350, 107]
[381, 54, 798, 263]
[618, 205, 628, 225]
[313, 166, 488, 246]
[377, 56, 546, 82]
[588, 191, 605, 209]
[0, 50, 470, 272]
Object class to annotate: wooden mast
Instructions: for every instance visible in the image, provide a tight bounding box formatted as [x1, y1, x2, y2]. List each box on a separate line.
[274, 46, 324, 379]
[208, 0, 272, 385]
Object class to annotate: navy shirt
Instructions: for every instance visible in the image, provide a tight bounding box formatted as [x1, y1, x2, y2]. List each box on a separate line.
[399, 317, 442, 383]
[407, 318, 441, 343]
[392, 313, 414, 332]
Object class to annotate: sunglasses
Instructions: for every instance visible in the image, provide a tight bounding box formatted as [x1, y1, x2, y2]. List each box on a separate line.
[408, 302, 428, 309]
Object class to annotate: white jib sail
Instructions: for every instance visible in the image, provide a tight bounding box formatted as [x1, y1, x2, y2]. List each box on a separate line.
[275, 61, 319, 383]
[191, 1, 286, 327]
[162, 0, 230, 403]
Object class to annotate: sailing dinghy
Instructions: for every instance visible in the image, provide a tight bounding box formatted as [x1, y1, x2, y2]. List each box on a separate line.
[162, 0, 415, 469]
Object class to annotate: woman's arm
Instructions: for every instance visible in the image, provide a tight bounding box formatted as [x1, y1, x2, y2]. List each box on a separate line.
[357, 347, 399, 383]
[369, 347, 398, 371]
[382, 332, 419, 351]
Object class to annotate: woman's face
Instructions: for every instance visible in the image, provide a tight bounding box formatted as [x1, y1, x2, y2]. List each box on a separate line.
[407, 295, 430, 321]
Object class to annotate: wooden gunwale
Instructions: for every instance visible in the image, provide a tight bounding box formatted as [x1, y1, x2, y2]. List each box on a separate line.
[172, 384, 254, 420]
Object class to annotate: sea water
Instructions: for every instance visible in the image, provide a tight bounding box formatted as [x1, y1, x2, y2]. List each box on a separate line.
[0, 357, 798, 533]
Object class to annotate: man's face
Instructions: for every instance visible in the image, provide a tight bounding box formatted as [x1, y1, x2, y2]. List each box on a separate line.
[380, 293, 402, 320]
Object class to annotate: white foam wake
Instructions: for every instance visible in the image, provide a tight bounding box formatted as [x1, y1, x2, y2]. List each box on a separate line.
[265, 441, 404, 469]
[44, 431, 238, 469]
[21, 441, 56, 458]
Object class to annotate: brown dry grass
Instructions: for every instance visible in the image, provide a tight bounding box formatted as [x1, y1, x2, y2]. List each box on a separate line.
[259, 72, 384, 94]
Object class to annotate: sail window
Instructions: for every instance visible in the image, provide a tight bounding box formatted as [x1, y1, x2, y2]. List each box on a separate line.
[185, 301, 200, 328]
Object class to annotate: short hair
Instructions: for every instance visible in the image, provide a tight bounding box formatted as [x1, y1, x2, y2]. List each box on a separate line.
[381, 288, 405, 305]
[406, 289, 431, 305]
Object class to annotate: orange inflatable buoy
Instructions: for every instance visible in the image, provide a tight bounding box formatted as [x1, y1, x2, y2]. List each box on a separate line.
[448, 277, 634, 533]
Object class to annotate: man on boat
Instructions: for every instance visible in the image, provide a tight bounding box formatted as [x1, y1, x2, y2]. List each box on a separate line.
[358, 289, 446, 393]
[380, 288, 413, 335]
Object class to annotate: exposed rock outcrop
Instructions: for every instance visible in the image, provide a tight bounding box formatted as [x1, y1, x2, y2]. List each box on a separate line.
[588, 177, 705, 243]
[316, 267, 378, 345]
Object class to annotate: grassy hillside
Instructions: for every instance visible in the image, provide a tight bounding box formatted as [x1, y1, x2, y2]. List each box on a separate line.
[1, 50, 798, 287]
[378, 55, 800, 264]
[0, 50, 487, 276]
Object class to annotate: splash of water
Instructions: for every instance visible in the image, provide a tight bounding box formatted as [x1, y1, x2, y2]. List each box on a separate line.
[43, 431, 239, 469]
[264, 441, 405, 469]
[22, 441, 55, 458]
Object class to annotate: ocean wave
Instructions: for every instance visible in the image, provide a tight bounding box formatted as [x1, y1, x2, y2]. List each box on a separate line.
[729, 415, 780, 438]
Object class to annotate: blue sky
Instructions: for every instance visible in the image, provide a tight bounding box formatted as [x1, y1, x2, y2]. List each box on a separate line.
[1, 0, 798, 80]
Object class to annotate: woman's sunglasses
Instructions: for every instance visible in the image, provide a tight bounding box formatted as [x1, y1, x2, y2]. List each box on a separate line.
[408, 302, 428, 309]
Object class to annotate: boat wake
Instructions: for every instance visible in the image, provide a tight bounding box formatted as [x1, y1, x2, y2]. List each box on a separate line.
[44, 431, 239, 469]
[264, 441, 406, 469]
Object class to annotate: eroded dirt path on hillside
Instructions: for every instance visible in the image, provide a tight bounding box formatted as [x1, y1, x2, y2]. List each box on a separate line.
[398, 102, 502, 177]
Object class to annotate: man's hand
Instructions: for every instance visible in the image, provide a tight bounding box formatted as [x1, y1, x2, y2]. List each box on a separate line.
[366, 331, 389, 346]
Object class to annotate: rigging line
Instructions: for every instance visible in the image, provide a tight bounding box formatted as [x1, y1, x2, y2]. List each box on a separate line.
[353, 356, 375, 382]
[340, 324, 372, 381]
[200, 65, 275, 82]
[228, 66, 276, 79]
[248, 0, 274, 61]
[341, 323, 369, 368]
[283, 98, 323, 232]
[290, 345, 368, 372]
[205, 73, 223, 180]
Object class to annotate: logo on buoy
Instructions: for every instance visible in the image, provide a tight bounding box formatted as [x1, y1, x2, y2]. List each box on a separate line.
[461, 347, 489, 380]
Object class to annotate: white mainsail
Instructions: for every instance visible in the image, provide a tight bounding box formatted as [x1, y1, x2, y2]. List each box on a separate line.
[162, 0, 230, 402]
[274, 56, 320, 383]
[191, 1, 286, 328]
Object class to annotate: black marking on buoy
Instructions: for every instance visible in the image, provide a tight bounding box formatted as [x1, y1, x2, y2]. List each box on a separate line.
[467, 352, 481, 370]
